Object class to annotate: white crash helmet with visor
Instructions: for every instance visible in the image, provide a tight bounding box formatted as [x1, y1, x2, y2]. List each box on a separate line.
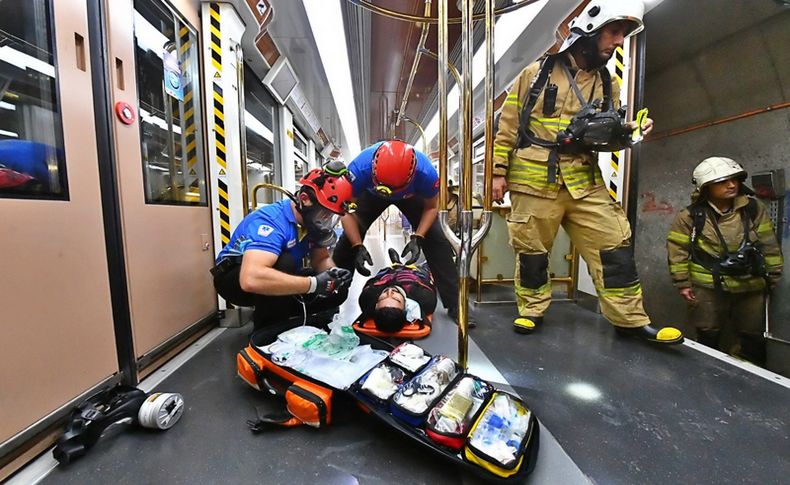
[692, 157, 747, 190]
[558, 0, 645, 53]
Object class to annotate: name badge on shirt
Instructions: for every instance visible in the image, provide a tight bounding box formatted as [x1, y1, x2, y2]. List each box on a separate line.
[258, 224, 274, 237]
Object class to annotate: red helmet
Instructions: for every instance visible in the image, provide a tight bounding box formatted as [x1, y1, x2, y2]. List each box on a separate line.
[299, 166, 354, 215]
[372, 140, 417, 195]
[0, 167, 35, 188]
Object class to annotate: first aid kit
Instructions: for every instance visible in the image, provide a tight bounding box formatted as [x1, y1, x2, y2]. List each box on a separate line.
[237, 321, 539, 481]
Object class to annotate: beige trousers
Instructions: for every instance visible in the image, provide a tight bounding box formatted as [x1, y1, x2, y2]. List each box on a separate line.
[507, 186, 650, 328]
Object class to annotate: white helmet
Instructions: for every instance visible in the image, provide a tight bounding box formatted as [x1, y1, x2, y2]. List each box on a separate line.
[692, 157, 747, 189]
[559, 0, 645, 53]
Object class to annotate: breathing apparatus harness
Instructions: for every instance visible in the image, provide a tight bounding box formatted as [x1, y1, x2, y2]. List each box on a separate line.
[53, 385, 184, 465]
[516, 54, 635, 184]
[688, 197, 767, 292]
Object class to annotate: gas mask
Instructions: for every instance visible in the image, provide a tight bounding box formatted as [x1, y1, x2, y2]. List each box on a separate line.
[300, 203, 340, 247]
[556, 101, 632, 154]
[718, 242, 765, 277]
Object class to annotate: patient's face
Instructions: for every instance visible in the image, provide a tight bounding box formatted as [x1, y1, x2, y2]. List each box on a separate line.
[375, 286, 406, 311]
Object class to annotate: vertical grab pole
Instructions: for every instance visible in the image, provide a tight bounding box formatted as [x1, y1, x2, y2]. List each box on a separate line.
[456, 0, 474, 369]
[437, 0, 448, 212]
[483, 0, 494, 214]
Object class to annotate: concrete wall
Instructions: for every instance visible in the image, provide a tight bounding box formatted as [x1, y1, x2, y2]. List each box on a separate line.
[635, 3, 790, 375]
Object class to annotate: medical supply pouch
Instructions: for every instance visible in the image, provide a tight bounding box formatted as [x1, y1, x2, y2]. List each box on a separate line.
[354, 362, 411, 407]
[390, 356, 461, 427]
[425, 375, 494, 451]
[464, 392, 536, 478]
[387, 342, 431, 373]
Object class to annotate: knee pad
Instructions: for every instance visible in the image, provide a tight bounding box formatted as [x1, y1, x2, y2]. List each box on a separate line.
[518, 253, 549, 289]
[600, 245, 639, 289]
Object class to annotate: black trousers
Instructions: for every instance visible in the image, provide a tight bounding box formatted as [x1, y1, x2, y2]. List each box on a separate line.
[333, 192, 458, 311]
[212, 253, 349, 330]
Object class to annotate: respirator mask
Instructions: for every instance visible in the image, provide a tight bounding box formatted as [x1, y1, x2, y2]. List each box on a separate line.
[556, 101, 633, 154]
[718, 242, 765, 277]
[301, 203, 340, 247]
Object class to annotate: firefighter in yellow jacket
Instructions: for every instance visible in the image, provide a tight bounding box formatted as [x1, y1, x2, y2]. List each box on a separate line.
[491, 0, 684, 344]
[667, 157, 783, 366]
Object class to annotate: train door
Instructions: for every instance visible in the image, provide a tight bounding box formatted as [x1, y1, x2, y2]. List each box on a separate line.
[0, 0, 117, 445]
[105, 0, 215, 369]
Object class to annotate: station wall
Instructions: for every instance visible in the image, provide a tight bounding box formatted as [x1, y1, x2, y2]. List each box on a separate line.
[635, 5, 790, 374]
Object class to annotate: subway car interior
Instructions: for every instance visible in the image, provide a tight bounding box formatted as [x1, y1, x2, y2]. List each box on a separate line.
[2, 0, 789, 483]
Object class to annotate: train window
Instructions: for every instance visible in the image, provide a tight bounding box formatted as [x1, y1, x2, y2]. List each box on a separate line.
[0, 0, 68, 200]
[133, 0, 206, 205]
[293, 128, 307, 180]
[244, 65, 279, 207]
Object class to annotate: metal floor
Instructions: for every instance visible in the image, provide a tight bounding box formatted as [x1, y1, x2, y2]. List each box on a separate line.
[26, 233, 790, 485]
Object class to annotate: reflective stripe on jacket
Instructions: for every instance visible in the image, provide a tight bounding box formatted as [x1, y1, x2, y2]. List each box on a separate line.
[666, 195, 784, 293]
[492, 53, 618, 199]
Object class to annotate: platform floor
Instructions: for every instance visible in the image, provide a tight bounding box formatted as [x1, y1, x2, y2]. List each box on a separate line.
[29, 233, 790, 484]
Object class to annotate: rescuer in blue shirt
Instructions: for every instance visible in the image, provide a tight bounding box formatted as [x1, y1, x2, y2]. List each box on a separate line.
[333, 140, 462, 323]
[212, 165, 355, 330]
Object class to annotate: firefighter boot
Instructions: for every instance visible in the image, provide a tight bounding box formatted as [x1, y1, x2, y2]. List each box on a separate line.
[513, 316, 543, 334]
[695, 328, 720, 349]
[615, 323, 684, 345]
[737, 333, 766, 367]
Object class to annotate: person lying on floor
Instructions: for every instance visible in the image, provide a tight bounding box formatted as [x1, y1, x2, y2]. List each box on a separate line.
[356, 249, 438, 333]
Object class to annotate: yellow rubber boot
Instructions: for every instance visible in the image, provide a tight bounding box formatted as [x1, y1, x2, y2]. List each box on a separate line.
[513, 316, 543, 334]
[615, 324, 684, 345]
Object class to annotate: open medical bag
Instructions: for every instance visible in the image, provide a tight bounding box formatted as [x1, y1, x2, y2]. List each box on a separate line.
[237, 321, 539, 481]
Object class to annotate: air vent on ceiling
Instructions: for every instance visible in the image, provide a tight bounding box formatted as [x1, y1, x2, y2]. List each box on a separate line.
[262, 56, 299, 105]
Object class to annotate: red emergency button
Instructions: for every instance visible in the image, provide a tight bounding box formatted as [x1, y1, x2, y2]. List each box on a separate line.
[115, 101, 136, 125]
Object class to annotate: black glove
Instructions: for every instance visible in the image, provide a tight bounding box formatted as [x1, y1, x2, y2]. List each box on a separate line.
[401, 234, 423, 265]
[353, 244, 373, 276]
[312, 267, 352, 297]
[388, 248, 402, 265]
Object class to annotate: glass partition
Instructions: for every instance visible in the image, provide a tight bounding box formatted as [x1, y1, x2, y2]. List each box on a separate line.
[133, 0, 206, 205]
[244, 65, 279, 207]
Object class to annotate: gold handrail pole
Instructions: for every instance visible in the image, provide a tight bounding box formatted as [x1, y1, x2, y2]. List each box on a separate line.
[437, 0, 449, 212]
[395, 0, 432, 129]
[418, 48, 461, 86]
[483, 0, 494, 213]
[455, 0, 475, 369]
[347, 0, 541, 24]
[402, 116, 428, 155]
[251, 183, 290, 207]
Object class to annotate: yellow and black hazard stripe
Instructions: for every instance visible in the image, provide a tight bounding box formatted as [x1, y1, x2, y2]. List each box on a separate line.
[178, 25, 200, 200]
[210, 3, 230, 244]
[214, 82, 230, 244]
[608, 46, 625, 201]
[209, 3, 222, 73]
